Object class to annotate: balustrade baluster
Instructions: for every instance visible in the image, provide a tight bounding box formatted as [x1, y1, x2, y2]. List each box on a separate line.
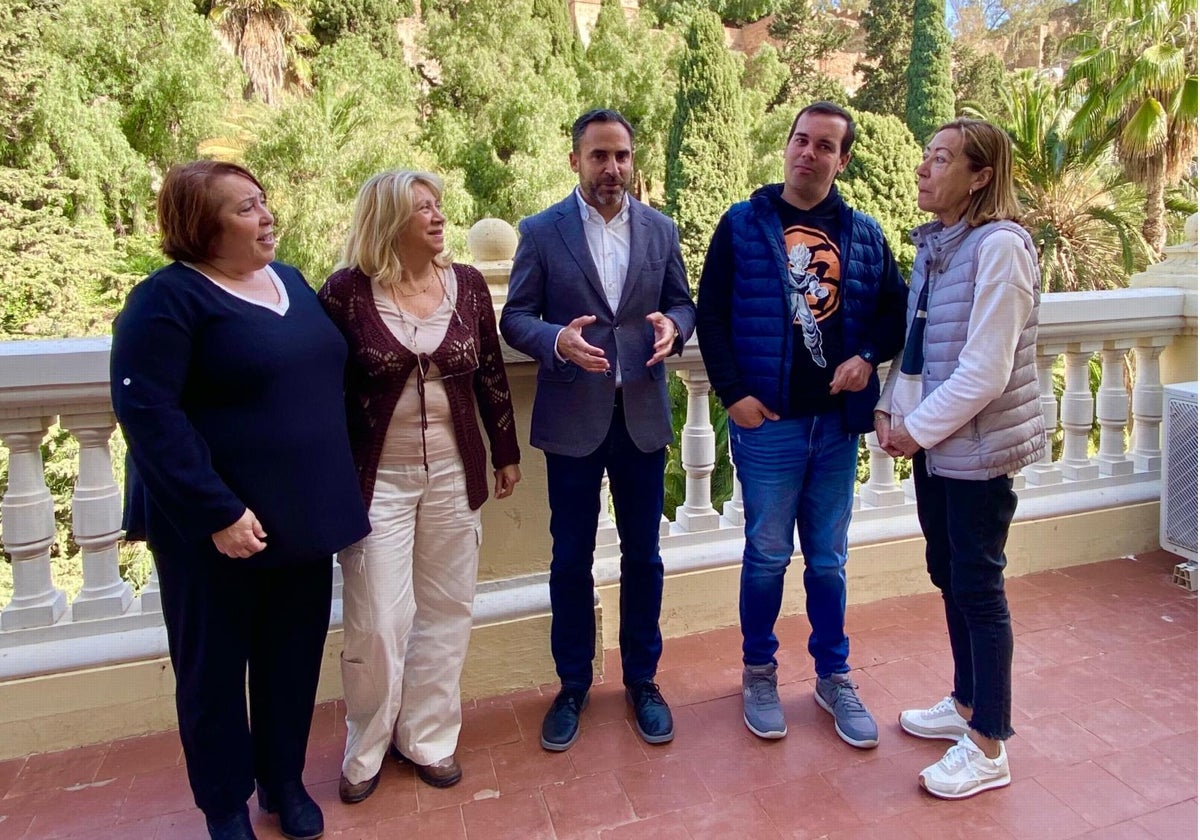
[1023, 347, 1063, 485]
[596, 469, 618, 547]
[673, 369, 720, 532]
[722, 444, 744, 526]
[1131, 340, 1167, 471]
[859, 432, 905, 507]
[0, 417, 67, 630]
[60, 412, 133, 620]
[1059, 348, 1100, 480]
[1095, 346, 1135, 476]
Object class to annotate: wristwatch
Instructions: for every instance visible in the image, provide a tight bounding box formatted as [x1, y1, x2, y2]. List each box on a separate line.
[858, 349, 875, 364]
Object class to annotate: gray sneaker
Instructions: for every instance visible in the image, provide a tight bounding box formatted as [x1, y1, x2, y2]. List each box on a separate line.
[814, 673, 878, 749]
[742, 663, 787, 739]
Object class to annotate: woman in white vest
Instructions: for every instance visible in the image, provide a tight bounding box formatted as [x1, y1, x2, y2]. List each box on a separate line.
[875, 118, 1044, 800]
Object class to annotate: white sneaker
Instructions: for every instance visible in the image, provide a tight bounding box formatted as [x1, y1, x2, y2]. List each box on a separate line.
[918, 735, 1011, 800]
[899, 696, 970, 741]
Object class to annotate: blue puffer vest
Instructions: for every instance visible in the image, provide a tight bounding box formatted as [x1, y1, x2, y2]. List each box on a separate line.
[726, 185, 889, 433]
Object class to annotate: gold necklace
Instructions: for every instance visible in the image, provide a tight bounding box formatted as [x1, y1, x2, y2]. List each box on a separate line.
[392, 272, 438, 297]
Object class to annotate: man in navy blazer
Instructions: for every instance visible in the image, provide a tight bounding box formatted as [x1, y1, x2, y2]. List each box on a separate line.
[500, 109, 695, 752]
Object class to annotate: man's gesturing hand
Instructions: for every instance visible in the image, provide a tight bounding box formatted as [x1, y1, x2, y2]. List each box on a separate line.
[645, 312, 678, 367]
[556, 315, 609, 373]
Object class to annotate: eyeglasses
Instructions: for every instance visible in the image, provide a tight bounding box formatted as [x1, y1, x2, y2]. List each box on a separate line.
[414, 310, 480, 382]
[416, 343, 479, 382]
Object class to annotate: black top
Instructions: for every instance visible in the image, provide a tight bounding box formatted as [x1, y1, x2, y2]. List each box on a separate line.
[698, 188, 848, 417]
[112, 261, 370, 566]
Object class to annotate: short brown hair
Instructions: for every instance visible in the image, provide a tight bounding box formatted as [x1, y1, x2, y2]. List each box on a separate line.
[932, 119, 1022, 227]
[158, 161, 266, 262]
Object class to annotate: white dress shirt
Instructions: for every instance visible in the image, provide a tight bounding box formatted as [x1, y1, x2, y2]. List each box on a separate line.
[557, 187, 633, 385]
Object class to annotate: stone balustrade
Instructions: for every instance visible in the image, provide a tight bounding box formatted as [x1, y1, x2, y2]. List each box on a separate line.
[1, 215, 1196, 702]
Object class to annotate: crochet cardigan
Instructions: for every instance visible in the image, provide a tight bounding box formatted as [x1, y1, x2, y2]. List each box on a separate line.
[318, 263, 520, 511]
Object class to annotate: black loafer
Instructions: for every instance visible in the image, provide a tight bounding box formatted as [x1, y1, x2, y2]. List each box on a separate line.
[256, 781, 324, 840]
[206, 805, 258, 840]
[541, 688, 589, 751]
[626, 681, 674, 744]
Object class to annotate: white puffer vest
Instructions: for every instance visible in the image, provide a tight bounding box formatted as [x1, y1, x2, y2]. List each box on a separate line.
[909, 218, 1045, 480]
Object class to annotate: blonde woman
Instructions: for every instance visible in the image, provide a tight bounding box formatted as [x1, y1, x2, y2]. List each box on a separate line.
[318, 170, 521, 802]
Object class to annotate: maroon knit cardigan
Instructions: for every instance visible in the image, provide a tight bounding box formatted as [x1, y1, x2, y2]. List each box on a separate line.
[318, 263, 520, 511]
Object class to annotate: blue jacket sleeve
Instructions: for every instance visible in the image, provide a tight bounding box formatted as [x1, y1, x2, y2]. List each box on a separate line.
[110, 275, 246, 541]
[695, 214, 749, 409]
[499, 218, 565, 368]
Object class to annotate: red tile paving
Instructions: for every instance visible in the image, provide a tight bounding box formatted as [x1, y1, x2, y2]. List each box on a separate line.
[1, 551, 1195, 839]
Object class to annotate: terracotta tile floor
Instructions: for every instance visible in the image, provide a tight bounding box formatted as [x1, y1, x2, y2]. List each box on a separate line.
[1, 551, 1195, 839]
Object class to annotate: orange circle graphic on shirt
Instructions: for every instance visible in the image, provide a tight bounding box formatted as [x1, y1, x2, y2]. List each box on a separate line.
[784, 224, 841, 323]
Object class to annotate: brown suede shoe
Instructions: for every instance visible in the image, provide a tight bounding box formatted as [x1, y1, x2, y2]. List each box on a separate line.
[338, 770, 381, 804]
[415, 755, 462, 788]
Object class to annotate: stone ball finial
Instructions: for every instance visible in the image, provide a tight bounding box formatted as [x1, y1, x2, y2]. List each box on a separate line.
[467, 218, 518, 263]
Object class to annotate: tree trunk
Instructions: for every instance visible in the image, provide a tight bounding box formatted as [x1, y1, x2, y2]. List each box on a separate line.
[1142, 171, 1167, 258]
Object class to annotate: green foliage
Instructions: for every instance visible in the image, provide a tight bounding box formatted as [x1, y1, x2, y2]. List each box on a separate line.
[310, 0, 411, 48]
[952, 42, 1005, 117]
[242, 34, 430, 282]
[905, 0, 956, 143]
[742, 43, 790, 115]
[0, 168, 145, 338]
[208, 0, 317, 105]
[664, 10, 750, 279]
[1064, 0, 1198, 254]
[421, 0, 580, 222]
[837, 109, 924, 274]
[977, 71, 1154, 291]
[532, 0, 583, 67]
[579, 0, 677, 200]
[768, 0, 854, 104]
[851, 0, 911, 120]
[663, 376, 733, 520]
[639, 0, 783, 26]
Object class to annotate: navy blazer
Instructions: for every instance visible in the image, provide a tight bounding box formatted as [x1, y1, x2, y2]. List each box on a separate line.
[500, 193, 695, 457]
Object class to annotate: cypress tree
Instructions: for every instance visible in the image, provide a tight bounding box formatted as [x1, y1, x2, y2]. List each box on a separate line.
[532, 0, 583, 68]
[905, 0, 955, 143]
[851, 0, 912, 120]
[663, 10, 749, 280]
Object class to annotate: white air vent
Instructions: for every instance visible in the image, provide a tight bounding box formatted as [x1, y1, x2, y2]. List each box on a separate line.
[1161, 381, 1198, 562]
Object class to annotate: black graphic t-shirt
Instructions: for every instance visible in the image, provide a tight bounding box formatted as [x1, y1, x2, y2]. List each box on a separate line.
[769, 189, 845, 417]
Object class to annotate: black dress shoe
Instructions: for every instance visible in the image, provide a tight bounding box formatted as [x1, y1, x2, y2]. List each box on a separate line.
[541, 688, 589, 751]
[205, 805, 258, 840]
[626, 681, 674, 744]
[256, 781, 324, 840]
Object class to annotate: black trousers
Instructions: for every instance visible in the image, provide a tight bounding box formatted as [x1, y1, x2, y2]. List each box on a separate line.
[912, 450, 1017, 741]
[154, 548, 333, 817]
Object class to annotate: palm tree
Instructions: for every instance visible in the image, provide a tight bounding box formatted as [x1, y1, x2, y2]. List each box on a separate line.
[978, 72, 1155, 292]
[207, 0, 315, 105]
[1064, 0, 1198, 256]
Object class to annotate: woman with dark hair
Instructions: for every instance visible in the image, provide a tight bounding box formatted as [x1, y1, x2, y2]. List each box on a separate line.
[112, 161, 370, 840]
[319, 170, 520, 803]
[876, 118, 1044, 799]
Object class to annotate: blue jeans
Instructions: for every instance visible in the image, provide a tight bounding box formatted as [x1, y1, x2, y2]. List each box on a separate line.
[912, 450, 1017, 741]
[545, 401, 666, 692]
[730, 413, 858, 677]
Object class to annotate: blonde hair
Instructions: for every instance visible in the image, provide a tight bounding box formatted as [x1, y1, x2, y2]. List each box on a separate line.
[339, 170, 452, 283]
[932, 119, 1022, 227]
